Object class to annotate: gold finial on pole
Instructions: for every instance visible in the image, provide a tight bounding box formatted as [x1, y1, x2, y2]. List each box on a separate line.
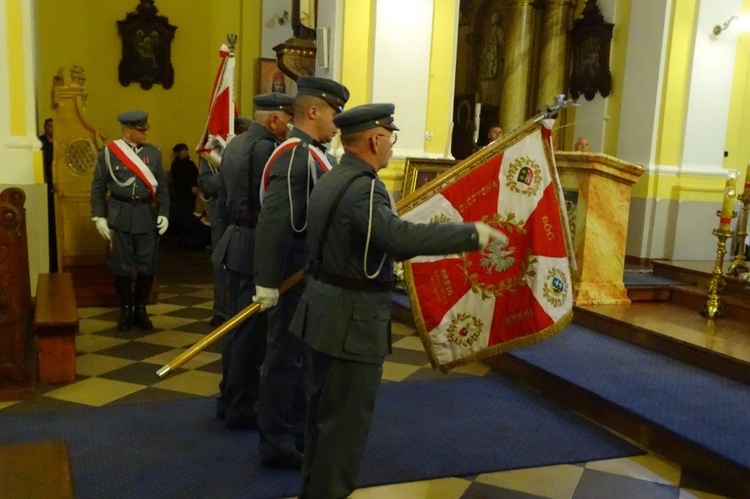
[226, 33, 238, 53]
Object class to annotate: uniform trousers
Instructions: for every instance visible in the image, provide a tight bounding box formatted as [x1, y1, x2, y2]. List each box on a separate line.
[217, 269, 267, 425]
[300, 347, 383, 499]
[258, 288, 308, 460]
[109, 229, 158, 275]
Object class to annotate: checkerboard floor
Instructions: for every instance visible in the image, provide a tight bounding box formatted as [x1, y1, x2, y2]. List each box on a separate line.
[0, 248, 731, 498]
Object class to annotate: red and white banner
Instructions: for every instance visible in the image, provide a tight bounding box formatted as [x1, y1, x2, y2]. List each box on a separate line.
[196, 44, 237, 163]
[401, 120, 574, 371]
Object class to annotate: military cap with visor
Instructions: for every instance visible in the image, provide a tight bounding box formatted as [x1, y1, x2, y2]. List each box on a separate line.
[296, 76, 350, 113]
[253, 92, 295, 115]
[117, 110, 149, 131]
[333, 103, 400, 135]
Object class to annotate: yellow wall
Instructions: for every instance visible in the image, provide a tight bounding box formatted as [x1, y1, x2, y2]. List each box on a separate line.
[655, 0, 697, 168]
[724, 0, 750, 190]
[36, 0, 261, 167]
[340, 0, 374, 108]
[6, 0, 26, 135]
[601, 0, 630, 157]
[425, 0, 457, 156]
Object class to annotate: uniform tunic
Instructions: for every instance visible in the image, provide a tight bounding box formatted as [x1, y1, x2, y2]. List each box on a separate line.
[211, 123, 278, 426]
[254, 127, 335, 460]
[91, 141, 169, 275]
[290, 153, 479, 499]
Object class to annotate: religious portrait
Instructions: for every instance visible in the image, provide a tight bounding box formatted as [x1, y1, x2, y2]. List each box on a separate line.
[401, 158, 458, 198]
[258, 58, 298, 96]
[117, 0, 176, 90]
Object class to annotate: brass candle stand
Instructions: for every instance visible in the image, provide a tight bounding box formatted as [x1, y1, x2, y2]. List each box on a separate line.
[727, 188, 749, 276]
[702, 217, 735, 319]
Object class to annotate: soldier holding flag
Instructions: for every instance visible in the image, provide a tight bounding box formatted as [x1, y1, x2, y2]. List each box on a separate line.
[289, 103, 505, 498]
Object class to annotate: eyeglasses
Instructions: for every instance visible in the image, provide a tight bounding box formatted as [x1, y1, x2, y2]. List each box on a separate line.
[371, 133, 398, 145]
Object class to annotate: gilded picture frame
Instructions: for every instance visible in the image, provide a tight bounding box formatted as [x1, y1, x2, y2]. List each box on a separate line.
[401, 158, 458, 198]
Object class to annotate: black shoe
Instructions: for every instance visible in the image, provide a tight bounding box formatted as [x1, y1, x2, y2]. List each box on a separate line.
[132, 305, 153, 330]
[209, 315, 226, 327]
[261, 450, 303, 470]
[225, 416, 258, 431]
[117, 306, 133, 331]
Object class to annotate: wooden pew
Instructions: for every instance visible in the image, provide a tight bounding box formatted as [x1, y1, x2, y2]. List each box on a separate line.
[34, 273, 78, 384]
[0, 441, 75, 498]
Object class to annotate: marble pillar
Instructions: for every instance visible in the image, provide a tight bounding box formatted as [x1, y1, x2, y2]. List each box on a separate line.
[536, 0, 575, 148]
[500, 0, 536, 131]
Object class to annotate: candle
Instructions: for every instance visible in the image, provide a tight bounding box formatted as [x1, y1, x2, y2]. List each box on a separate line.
[719, 175, 737, 230]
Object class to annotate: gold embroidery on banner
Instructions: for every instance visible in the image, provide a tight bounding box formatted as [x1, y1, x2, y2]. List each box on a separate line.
[458, 180, 499, 212]
[543, 267, 569, 307]
[429, 213, 453, 224]
[460, 213, 538, 300]
[446, 313, 483, 348]
[505, 156, 542, 197]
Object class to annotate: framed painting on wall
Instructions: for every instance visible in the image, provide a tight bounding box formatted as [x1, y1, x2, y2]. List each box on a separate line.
[258, 58, 298, 96]
[401, 158, 458, 198]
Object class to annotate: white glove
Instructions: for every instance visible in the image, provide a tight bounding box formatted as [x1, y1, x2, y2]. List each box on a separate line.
[93, 217, 111, 241]
[475, 222, 508, 250]
[157, 216, 169, 235]
[253, 286, 279, 311]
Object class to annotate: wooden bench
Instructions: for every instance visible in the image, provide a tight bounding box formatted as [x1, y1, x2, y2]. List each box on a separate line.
[34, 273, 79, 384]
[0, 441, 75, 498]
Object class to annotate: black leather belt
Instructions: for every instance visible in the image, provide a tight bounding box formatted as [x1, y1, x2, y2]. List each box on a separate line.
[233, 213, 258, 228]
[312, 268, 394, 293]
[110, 192, 153, 205]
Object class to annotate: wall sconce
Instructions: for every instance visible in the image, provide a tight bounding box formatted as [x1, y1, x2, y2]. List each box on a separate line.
[713, 15, 739, 35]
[713, 15, 750, 36]
[266, 10, 290, 29]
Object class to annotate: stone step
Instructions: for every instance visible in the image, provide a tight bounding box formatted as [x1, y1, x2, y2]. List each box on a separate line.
[669, 285, 750, 321]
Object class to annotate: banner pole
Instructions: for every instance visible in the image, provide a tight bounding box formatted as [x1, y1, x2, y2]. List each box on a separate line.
[156, 269, 305, 378]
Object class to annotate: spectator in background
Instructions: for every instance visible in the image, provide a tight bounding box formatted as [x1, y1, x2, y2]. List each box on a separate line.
[487, 124, 503, 143]
[170, 143, 199, 212]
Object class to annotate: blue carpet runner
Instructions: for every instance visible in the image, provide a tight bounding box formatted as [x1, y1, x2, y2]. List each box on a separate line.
[509, 324, 750, 470]
[622, 272, 684, 287]
[0, 376, 640, 498]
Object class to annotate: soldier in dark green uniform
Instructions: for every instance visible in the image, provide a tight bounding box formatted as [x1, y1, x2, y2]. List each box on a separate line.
[211, 93, 294, 429]
[91, 110, 169, 331]
[253, 76, 350, 469]
[289, 103, 506, 498]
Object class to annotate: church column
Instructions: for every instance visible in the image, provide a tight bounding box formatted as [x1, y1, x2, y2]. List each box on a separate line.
[500, 0, 536, 131]
[535, 0, 575, 146]
[1, 0, 47, 285]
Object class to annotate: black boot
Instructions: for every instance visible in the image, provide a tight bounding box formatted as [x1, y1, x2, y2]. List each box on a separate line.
[114, 276, 133, 331]
[133, 273, 154, 330]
